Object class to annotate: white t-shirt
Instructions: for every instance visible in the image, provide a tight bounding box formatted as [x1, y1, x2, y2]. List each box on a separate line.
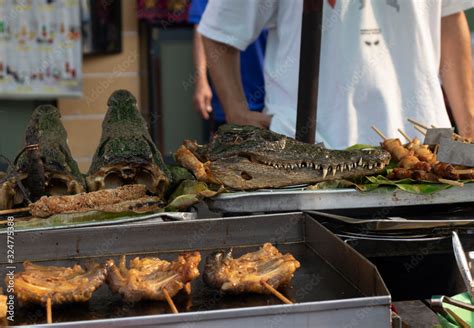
[199, 0, 474, 149]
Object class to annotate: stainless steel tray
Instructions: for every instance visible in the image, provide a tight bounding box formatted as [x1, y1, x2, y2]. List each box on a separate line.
[0, 212, 390, 327]
[208, 184, 474, 213]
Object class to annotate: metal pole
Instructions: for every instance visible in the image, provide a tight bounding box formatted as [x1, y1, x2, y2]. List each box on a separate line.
[295, 0, 323, 143]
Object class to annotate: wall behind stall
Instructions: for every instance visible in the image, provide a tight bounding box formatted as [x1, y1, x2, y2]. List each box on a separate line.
[58, 0, 141, 173]
[0, 101, 36, 169]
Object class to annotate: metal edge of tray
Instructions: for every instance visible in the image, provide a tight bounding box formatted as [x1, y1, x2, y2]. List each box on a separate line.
[0, 212, 196, 234]
[30, 296, 390, 328]
[0, 212, 391, 327]
[207, 184, 474, 213]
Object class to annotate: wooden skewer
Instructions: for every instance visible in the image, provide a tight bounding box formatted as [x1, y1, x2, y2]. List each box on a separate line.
[162, 287, 178, 314]
[0, 207, 30, 216]
[438, 178, 464, 187]
[407, 118, 429, 130]
[452, 169, 474, 175]
[260, 280, 293, 305]
[397, 129, 412, 143]
[371, 126, 387, 141]
[414, 125, 427, 136]
[445, 308, 470, 328]
[46, 297, 52, 324]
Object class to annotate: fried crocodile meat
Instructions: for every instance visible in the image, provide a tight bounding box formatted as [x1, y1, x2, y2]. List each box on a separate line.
[11, 261, 107, 305]
[30, 184, 163, 218]
[87, 90, 170, 198]
[176, 125, 391, 190]
[106, 252, 201, 302]
[203, 243, 300, 294]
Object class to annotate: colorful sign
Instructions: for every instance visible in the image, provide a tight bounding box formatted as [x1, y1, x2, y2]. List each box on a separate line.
[0, 0, 82, 98]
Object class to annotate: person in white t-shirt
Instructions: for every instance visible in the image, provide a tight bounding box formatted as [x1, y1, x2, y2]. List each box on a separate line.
[198, 0, 474, 149]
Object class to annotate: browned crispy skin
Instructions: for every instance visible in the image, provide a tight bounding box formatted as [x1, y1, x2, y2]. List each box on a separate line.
[106, 252, 201, 302]
[203, 243, 300, 294]
[433, 163, 459, 180]
[382, 139, 412, 162]
[175, 145, 220, 184]
[11, 261, 107, 305]
[29, 184, 162, 217]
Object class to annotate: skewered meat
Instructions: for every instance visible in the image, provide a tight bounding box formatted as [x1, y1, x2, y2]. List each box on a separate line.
[433, 163, 459, 180]
[11, 261, 107, 305]
[381, 139, 412, 162]
[411, 170, 439, 182]
[203, 243, 300, 294]
[106, 252, 201, 302]
[398, 155, 420, 170]
[30, 184, 163, 218]
[387, 168, 412, 180]
[412, 161, 432, 172]
[407, 141, 437, 164]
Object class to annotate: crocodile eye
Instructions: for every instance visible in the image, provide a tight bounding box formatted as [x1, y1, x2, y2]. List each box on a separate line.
[241, 171, 252, 180]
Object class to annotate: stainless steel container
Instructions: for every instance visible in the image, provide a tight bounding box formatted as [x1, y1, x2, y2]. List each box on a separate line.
[0, 212, 391, 327]
[208, 185, 474, 213]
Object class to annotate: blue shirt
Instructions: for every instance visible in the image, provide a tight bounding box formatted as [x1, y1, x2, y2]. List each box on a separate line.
[188, 0, 267, 122]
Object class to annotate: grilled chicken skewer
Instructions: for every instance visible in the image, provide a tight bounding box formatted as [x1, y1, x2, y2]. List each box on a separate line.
[203, 243, 300, 295]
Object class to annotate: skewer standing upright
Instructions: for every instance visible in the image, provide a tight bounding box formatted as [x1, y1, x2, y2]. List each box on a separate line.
[407, 118, 430, 130]
[162, 287, 179, 314]
[46, 297, 52, 324]
[371, 126, 387, 141]
[397, 129, 412, 143]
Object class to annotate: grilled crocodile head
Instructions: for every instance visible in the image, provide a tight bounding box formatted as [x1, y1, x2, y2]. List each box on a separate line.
[86, 90, 170, 198]
[175, 125, 391, 190]
[0, 105, 86, 209]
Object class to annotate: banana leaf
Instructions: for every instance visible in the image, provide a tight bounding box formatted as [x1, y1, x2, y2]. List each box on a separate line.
[165, 180, 224, 211]
[6, 210, 147, 230]
[363, 175, 453, 194]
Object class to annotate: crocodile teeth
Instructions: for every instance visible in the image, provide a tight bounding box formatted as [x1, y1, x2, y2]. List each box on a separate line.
[358, 158, 363, 166]
[322, 167, 328, 179]
[379, 163, 385, 169]
[368, 164, 373, 170]
[340, 165, 344, 173]
[332, 167, 337, 176]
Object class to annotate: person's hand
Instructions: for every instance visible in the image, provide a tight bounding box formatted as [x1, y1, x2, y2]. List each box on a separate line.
[227, 110, 271, 129]
[193, 81, 213, 120]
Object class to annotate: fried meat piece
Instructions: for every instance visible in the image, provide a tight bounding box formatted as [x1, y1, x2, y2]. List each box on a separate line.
[30, 184, 162, 217]
[11, 261, 107, 305]
[203, 243, 300, 294]
[106, 252, 201, 302]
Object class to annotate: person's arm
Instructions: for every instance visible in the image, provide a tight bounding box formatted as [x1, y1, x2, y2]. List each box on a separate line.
[192, 26, 213, 120]
[440, 11, 474, 138]
[202, 36, 271, 128]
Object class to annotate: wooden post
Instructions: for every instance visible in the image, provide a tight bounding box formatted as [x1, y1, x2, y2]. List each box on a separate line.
[295, 0, 324, 143]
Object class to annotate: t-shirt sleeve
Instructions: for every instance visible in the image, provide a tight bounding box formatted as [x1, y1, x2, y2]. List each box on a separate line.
[188, 0, 208, 25]
[197, 0, 277, 51]
[441, 0, 474, 17]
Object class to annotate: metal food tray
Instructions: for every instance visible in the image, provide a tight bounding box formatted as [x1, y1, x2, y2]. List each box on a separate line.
[208, 184, 474, 213]
[0, 212, 390, 327]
